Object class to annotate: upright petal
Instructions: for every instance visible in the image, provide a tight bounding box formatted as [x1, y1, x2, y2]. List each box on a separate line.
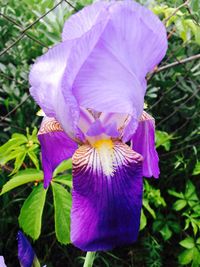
[62, 1, 110, 40]
[72, 1, 167, 117]
[71, 141, 143, 251]
[17, 231, 35, 267]
[38, 117, 77, 188]
[131, 111, 159, 178]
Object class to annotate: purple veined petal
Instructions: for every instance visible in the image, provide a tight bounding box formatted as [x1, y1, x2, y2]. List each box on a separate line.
[62, 1, 110, 40]
[71, 1, 167, 117]
[131, 111, 160, 178]
[29, 41, 80, 138]
[17, 231, 35, 267]
[38, 117, 78, 188]
[61, 6, 110, 126]
[0, 256, 7, 267]
[71, 141, 143, 251]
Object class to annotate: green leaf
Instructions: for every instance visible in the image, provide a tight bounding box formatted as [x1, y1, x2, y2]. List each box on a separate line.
[140, 209, 147, 231]
[53, 159, 72, 177]
[156, 130, 172, 151]
[180, 237, 195, 249]
[168, 189, 184, 199]
[53, 175, 72, 188]
[143, 199, 156, 219]
[27, 151, 40, 170]
[178, 249, 193, 265]
[160, 224, 172, 241]
[10, 151, 26, 175]
[52, 182, 71, 244]
[193, 162, 200, 175]
[18, 183, 47, 240]
[0, 169, 43, 196]
[173, 199, 187, 211]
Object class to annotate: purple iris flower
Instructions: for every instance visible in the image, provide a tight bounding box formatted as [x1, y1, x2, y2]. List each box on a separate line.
[17, 231, 35, 267]
[29, 1, 167, 251]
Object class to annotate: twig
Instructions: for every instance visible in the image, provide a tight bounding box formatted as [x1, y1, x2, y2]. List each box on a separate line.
[154, 53, 200, 74]
[157, 86, 200, 127]
[0, 95, 30, 123]
[163, 0, 190, 25]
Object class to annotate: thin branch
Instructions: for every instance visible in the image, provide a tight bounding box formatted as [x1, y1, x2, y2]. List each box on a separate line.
[154, 53, 200, 74]
[157, 86, 200, 127]
[163, 0, 190, 25]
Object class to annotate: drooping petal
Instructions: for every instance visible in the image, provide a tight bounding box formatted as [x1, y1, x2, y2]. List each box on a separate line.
[17, 231, 35, 267]
[29, 41, 80, 138]
[62, 1, 110, 40]
[0, 256, 7, 267]
[131, 111, 159, 178]
[71, 1, 167, 118]
[38, 117, 77, 188]
[71, 141, 143, 251]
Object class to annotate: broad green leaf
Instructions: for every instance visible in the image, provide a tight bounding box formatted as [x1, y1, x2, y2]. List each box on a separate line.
[33, 256, 41, 267]
[52, 182, 71, 244]
[160, 224, 172, 241]
[53, 159, 72, 177]
[0, 169, 43, 195]
[168, 189, 184, 199]
[178, 249, 193, 265]
[173, 199, 187, 211]
[53, 175, 72, 188]
[192, 247, 200, 267]
[193, 162, 200, 175]
[140, 209, 147, 231]
[180, 237, 195, 249]
[18, 184, 47, 240]
[155, 130, 172, 151]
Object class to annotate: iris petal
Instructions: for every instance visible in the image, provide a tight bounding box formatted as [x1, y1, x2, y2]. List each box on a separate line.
[71, 141, 143, 251]
[0, 256, 6, 267]
[131, 111, 160, 178]
[17, 231, 35, 267]
[62, 1, 110, 40]
[38, 117, 77, 188]
[72, 1, 167, 118]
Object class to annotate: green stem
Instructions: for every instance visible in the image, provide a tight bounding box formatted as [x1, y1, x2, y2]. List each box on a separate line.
[83, 252, 96, 267]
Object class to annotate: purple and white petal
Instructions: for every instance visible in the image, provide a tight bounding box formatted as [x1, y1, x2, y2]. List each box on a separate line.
[131, 111, 160, 178]
[71, 141, 143, 251]
[38, 117, 77, 188]
[17, 231, 35, 267]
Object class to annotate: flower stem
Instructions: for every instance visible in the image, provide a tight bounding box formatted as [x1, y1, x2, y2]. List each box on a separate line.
[83, 252, 96, 267]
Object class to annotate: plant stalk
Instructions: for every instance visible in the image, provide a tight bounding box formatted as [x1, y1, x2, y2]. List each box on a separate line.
[83, 252, 96, 267]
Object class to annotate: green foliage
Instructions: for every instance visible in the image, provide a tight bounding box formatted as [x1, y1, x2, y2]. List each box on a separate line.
[0, 128, 39, 175]
[179, 237, 200, 266]
[155, 130, 173, 151]
[0, 169, 43, 195]
[18, 183, 47, 240]
[52, 182, 71, 244]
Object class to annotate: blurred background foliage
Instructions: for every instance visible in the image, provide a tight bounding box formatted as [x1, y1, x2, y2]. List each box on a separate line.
[0, 0, 200, 266]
